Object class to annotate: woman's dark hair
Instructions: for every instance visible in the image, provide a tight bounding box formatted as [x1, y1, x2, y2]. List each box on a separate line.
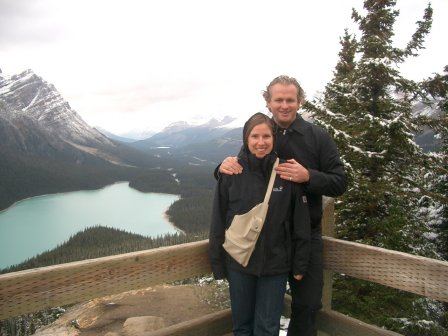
[243, 112, 275, 149]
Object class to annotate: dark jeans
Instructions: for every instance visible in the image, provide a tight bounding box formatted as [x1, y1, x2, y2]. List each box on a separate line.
[287, 238, 324, 336]
[227, 269, 288, 336]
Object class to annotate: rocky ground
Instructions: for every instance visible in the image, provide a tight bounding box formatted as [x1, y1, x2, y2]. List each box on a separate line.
[33, 279, 231, 336]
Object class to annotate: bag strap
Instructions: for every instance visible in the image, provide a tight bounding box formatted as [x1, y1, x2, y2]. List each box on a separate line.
[263, 158, 279, 204]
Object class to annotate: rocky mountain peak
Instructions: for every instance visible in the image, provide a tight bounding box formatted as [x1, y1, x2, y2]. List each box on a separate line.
[0, 69, 114, 153]
[162, 120, 190, 133]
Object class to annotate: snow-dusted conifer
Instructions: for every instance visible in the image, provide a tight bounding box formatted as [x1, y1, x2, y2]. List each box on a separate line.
[306, 0, 434, 253]
[306, 2, 447, 333]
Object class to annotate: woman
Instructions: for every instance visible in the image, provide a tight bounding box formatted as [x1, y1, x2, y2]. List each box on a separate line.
[209, 112, 311, 336]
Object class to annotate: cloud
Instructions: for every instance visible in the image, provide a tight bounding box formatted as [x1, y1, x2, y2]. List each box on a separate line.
[1, 0, 447, 134]
[0, 1, 68, 48]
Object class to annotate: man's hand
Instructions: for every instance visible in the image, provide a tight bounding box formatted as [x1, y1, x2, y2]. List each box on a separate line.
[293, 274, 303, 281]
[219, 156, 243, 175]
[275, 159, 310, 183]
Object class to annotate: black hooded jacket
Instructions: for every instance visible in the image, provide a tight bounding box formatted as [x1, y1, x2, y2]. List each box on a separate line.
[209, 148, 311, 279]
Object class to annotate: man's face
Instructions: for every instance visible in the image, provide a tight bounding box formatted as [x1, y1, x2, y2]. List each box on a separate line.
[266, 83, 300, 128]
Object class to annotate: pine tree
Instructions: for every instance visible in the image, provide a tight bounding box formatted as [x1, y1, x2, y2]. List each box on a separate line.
[307, 0, 434, 253]
[304, 1, 448, 335]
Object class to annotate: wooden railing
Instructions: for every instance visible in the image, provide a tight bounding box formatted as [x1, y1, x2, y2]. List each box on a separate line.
[1, 198, 447, 336]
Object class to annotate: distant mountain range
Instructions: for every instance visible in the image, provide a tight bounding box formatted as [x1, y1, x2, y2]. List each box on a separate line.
[0, 68, 440, 210]
[126, 115, 243, 164]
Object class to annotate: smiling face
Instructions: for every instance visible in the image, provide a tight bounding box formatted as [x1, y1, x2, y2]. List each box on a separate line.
[247, 123, 274, 158]
[266, 83, 300, 128]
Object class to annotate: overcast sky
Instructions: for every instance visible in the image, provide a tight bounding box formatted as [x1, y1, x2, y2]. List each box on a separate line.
[0, 0, 447, 135]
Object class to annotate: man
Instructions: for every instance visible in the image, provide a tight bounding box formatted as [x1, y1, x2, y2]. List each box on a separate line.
[217, 75, 347, 335]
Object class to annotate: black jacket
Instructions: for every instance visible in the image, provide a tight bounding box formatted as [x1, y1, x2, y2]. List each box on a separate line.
[275, 114, 347, 235]
[209, 149, 311, 280]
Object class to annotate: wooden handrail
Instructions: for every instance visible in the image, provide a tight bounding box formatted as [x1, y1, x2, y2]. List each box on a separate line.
[323, 236, 448, 303]
[0, 240, 210, 320]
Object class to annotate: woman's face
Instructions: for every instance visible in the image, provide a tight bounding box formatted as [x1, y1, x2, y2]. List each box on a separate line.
[247, 123, 274, 158]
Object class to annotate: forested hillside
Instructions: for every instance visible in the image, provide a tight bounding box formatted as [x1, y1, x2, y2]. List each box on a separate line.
[0, 226, 209, 275]
[0, 147, 145, 211]
[130, 163, 217, 233]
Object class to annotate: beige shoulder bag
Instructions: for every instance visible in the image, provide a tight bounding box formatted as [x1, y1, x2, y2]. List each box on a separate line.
[222, 157, 279, 267]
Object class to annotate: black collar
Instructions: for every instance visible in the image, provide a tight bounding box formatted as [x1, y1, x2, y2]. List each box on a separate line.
[275, 113, 308, 136]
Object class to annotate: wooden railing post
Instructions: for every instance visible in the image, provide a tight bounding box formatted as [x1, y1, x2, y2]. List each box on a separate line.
[321, 197, 335, 310]
[319, 197, 335, 336]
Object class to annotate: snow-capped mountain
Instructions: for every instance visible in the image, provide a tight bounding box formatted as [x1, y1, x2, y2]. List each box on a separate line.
[161, 120, 192, 134]
[130, 115, 240, 150]
[0, 69, 163, 167]
[116, 114, 244, 164]
[160, 115, 241, 134]
[0, 69, 118, 158]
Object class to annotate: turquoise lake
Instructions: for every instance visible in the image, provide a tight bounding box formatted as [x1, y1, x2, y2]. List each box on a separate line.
[0, 182, 180, 269]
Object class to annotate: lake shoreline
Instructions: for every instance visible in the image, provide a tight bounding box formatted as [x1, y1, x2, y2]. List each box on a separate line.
[164, 211, 185, 235]
[0, 183, 182, 269]
[0, 181, 183, 214]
